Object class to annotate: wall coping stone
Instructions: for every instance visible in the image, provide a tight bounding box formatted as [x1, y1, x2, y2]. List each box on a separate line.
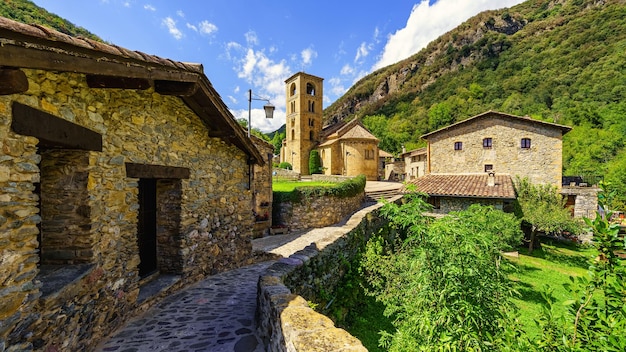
[256, 197, 401, 351]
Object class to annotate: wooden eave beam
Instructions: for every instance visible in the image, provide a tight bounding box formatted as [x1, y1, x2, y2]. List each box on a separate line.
[125, 163, 190, 179]
[154, 80, 198, 96]
[0, 41, 199, 83]
[86, 75, 151, 90]
[0, 68, 28, 95]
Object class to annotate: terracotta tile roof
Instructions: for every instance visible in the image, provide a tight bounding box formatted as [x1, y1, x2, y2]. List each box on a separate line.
[403, 174, 516, 199]
[0, 16, 264, 165]
[379, 150, 393, 158]
[421, 110, 572, 139]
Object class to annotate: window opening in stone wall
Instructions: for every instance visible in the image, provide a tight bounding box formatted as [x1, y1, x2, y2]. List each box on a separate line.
[521, 138, 531, 149]
[11, 103, 103, 297]
[290, 83, 296, 96]
[454, 141, 463, 150]
[306, 83, 315, 96]
[428, 196, 441, 209]
[291, 129, 295, 140]
[290, 101, 296, 114]
[483, 137, 492, 148]
[308, 101, 315, 112]
[485, 164, 493, 172]
[309, 131, 314, 141]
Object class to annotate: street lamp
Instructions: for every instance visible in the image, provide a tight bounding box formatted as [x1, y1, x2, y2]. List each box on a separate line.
[248, 89, 275, 137]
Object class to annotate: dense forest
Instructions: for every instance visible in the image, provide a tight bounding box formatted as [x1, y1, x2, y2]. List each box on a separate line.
[324, 0, 626, 204]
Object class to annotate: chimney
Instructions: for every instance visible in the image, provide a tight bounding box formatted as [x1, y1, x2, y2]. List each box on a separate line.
[487, 171, 496, 187]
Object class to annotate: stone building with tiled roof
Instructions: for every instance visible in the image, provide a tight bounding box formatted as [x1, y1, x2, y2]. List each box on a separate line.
[281, 72, 380, 180]
[404, 110, 586, 214]
[0, 16, 272, 351]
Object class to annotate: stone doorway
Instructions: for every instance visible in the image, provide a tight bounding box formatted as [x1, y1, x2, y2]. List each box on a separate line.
[137, 178, 158, 278]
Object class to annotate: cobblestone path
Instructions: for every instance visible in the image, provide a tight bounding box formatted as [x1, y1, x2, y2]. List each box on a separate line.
[95, 261, 272, 352]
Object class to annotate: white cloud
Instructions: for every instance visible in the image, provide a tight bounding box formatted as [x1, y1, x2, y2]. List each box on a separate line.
[186, 23, 197, 32]
[329, 77, 346, 97]
[162, 17, 183, 40]
[301, 47, 318, 66]
[340, 64, 354, 76]
[225, 33, 293, 132]
[199, 21, 218, 35]
[245, 31, 258, 46]
[177, 10, 185, 18]
[143, 4, 155, 11]
[354, 42, 370, 63]
[123, 1, 131, 7]
[373, 0, 525, 70]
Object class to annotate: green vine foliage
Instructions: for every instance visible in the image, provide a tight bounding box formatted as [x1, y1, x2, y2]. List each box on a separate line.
[362, 192, 524, 351]
[534, 182, 626, 351]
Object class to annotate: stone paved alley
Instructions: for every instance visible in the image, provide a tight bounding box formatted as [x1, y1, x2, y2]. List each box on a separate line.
[94, 261, 272, 352]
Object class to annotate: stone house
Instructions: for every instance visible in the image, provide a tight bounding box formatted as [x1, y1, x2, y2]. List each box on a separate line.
[405, 111, 597, 216]
[280, 72, 380, 180]
[0, 17, 269, 351]
[423, 110, 571, 187]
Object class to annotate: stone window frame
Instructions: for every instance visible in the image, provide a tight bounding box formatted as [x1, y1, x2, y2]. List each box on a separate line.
[365, 149, 375, 160]
[454, 141, 463, 151]
[11, 102, 103, 298]
[290, 83, 297, 96]
[483, 137, 493, 149]
[485, 164, 493, 172]
[521, 138, 532, 149]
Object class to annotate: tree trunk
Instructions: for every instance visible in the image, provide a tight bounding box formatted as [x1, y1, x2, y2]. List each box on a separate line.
[528, 227, 537, 255]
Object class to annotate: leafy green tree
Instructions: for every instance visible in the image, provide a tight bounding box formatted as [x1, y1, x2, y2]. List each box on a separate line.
[270, 130, 285, 155]
[534, 183, 626, 351]
[308, 150, 322, 174]
[362, 193, 521, 351]
[427, 102, 454, 130]
[277, 162, 292, 170]
[514, 177, 582, 254]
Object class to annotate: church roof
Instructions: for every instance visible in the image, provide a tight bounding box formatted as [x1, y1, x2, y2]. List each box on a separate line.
[402, 173, 516, 199]
[319, 119, 378, 147]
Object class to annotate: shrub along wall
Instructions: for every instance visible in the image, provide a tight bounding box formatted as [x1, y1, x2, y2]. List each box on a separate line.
[273, 175, 366, 230]
[256, 200, 392, 351]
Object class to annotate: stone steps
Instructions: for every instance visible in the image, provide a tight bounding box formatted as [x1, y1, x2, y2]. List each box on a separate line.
[364, 189, 401, 203]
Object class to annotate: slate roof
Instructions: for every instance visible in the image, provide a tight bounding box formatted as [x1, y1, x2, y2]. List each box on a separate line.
[403, 174, 516, 199]
[319, 119, 379, 147]
[421, 110, 572, 140]
[0, 16, 264, 164]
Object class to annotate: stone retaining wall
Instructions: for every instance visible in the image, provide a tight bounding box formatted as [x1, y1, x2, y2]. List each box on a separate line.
[256, 202, 390, 351]
[310, 174, 352, 183]
[273, 192, 364, 230]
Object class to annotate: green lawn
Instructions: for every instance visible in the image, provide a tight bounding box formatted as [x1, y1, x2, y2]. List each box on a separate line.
[508, 240, 596, 337]
[342, 240, 598, 350]
[272, 180, 337, 192]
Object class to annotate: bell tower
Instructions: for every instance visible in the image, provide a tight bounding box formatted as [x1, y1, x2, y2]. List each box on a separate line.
[283, 72, 323, 175]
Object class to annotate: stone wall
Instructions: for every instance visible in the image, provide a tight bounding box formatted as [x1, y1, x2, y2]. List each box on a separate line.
[0, 69, 258, 351]
[310, 174, 352, 183]
[273, 191, 364, 230]
[428, 115, 565, 187]
[561, 186, 599, 219]
[257, 202, 390, 352]
[273, 168, 301, 181]
[252, 137, 274, 238]
[433, 196, 506, 214]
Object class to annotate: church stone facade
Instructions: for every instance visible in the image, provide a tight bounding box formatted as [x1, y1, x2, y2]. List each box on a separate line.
[281, 72, 380, 180]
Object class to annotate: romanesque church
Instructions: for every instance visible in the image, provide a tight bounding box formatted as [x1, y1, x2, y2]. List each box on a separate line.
[280, 72, 380, 180]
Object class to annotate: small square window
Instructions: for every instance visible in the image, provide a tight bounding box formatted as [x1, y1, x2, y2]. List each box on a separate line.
[483, 138, 492, 148]
[484, 164, 493, 172]
[521, 138, 531, 149]
[454, 141, 463, 151]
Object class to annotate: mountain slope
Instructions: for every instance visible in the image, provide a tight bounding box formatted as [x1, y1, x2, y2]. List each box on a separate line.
[324, 0, 626, 204]
[0, 0, 101, 40]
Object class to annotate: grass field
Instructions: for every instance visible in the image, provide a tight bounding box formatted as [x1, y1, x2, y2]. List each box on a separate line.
[343, 240, 597, 350]
[508, 239, 596, 337]
[272, 180, 337, 192]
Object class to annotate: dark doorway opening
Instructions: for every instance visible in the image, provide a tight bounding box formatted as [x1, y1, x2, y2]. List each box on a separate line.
[138, 178, 158, 278]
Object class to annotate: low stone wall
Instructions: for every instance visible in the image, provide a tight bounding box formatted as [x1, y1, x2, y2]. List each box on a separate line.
[256, 202, 390, 351]
[273, 168, 300, 181]
[273, 191, 364, 230]
[310, 174, 352, 183]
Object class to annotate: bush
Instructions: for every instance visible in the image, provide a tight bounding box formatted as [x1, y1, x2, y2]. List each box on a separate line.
[273, 174, 366, 204]
[278, 161, 292, 170]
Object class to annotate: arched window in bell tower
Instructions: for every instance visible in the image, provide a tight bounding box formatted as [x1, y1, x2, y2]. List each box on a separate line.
[306, 83, 316, 96]
[308, 101, 315, 112]
[310, 131, 314, 141]
[290, 83, 297, 96]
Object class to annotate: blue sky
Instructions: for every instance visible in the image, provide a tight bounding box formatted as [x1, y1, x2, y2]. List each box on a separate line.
[31, 0, 524, 132]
